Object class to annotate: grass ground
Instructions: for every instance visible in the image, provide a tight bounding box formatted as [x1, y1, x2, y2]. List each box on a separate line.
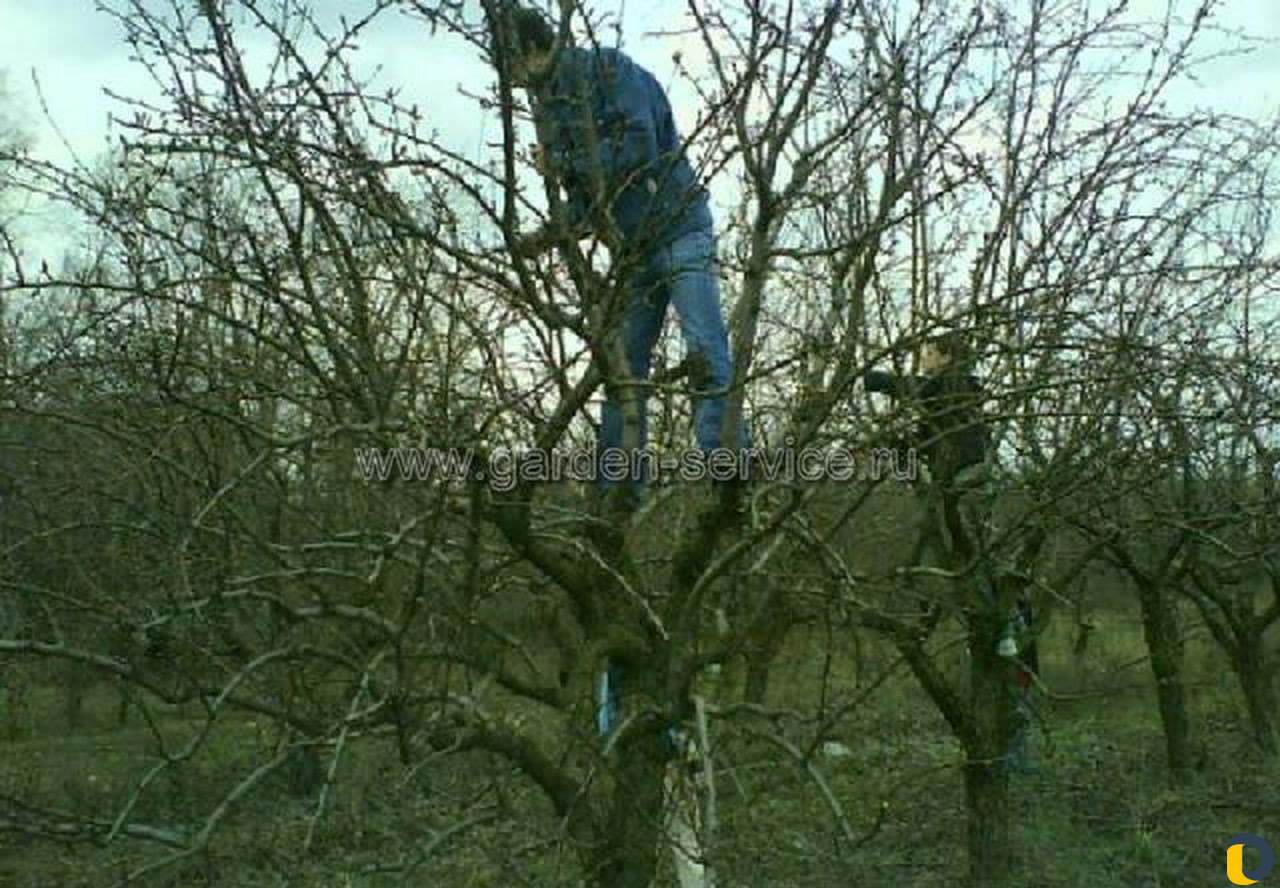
[709, 606, 1279, 888]
[2, 592, 1277, 887]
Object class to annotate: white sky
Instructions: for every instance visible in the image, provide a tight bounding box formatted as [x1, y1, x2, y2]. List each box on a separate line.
[1, 0, 1278, 264]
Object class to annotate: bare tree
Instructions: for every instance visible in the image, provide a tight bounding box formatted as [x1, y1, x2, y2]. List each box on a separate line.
[1, 2, 1278, 888]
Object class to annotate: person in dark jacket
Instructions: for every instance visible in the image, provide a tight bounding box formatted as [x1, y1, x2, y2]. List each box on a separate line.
[863, 328, 993, 570]
[866, 329, 1038, 770]
[863, 329, 987, 489]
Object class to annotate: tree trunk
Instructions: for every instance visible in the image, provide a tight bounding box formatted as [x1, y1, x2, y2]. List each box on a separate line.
[1134, 579, 1194, 775]
[742, 656, 771, 706]
[742, 610, 788, 705]
[62, 661, 87, 730]
[964, 607, 1015, 887]
[964, 760, 1012, 888]
[593, 727, 669, 888]
[1235, 636, 1278, 755]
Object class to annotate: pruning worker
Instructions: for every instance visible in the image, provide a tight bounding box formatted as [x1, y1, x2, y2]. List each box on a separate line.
[493, 2, 746, 480]
[863, 327, 990, 562]
[865, 328, 1036, 769]
[489, 2, 747, 742]
[863, 329, 987, 497]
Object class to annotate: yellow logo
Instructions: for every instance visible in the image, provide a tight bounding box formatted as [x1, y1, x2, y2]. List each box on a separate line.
[1228, 833, 1275, 885]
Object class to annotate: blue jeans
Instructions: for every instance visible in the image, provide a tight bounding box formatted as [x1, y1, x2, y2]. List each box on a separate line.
[597, 226, 748, 505]
[596, 661, 686, 757]
[597, 661, 624, 738]
[594, 228, 747, 744]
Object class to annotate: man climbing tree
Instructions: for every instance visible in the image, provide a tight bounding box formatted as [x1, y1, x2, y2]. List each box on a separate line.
[864, 327, 990, 561]
[864, 326, 1038, 771]
[492, 1, 745, 488]
[865, 330, 986, 493]
[489, 2, 747, 745]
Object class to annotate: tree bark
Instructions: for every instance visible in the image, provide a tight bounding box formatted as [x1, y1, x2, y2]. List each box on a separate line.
[743, 592, 790, 705]
[964, 606, 1015, 888]
[1234, 635, 1278, 756]
[1134, 578, 1195, 776]
[593, 726, 670, 888]
[964, 759, 1013, 888]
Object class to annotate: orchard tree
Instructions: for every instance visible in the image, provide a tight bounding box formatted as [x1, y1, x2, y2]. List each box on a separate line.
[1, 3, 1278, 888]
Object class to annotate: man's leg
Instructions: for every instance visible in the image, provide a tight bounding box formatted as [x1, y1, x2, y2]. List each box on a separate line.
[597, 660, 625, 737]
[597, 255, 669, 509]
[665, 227, 748, 454]
[914, 480, 951, 623]
[956, 460, 998, 564]
[595, 255, 668, 740]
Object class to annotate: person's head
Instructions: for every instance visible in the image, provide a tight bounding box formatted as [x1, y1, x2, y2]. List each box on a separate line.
[490, 2, 557, 87]
[920, 328, 972, 374]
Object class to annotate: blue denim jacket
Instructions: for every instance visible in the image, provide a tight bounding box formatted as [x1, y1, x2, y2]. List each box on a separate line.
[539, 46, 713, 247]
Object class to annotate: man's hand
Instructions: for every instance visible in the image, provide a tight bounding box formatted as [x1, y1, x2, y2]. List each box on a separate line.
[531, 143, 551, 177]
[512, 224, 554, 260]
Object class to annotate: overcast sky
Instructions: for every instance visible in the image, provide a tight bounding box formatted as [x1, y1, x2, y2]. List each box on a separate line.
[2, 0, 1278, 263]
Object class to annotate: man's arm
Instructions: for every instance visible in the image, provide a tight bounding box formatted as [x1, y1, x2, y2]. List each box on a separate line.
[551, 50, 659, 229]
[863, 369, 920, 398]
[591, 53, 660, 183]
